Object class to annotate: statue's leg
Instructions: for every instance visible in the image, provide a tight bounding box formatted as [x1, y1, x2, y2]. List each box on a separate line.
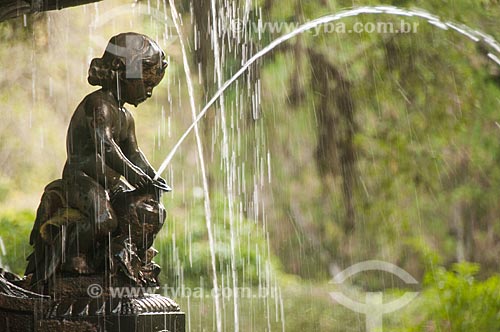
[66, 173, 118, 237]
[62, 159, 121, 238]
[62, 173, 118, 273]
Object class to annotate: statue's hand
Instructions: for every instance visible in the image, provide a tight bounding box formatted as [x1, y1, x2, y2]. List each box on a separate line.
[155, 176, 168, 186]
[152, 176, 171, 192]
[129, 170, 153, 188]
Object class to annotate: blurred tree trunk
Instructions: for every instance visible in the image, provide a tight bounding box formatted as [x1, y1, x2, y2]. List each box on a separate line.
[309, 49, 357, 234]
[193, 1, 214, 97]
[193, 0, 216, 188]
[288, 3, 305, 106]
[452, 200, 475, 262]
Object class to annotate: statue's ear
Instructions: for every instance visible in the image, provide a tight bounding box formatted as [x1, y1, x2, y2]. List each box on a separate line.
[111, 57, 125, 71]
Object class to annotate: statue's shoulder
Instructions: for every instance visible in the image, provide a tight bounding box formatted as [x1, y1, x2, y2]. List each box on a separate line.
[121, 106, 136, 122]
[82, 90, 117, 120]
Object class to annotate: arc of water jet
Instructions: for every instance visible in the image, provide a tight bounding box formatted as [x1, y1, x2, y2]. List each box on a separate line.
[166, 1, 222, 331]
[489, 53, 500, 66]
[210, 0, 239, 331]
[152, 6, 500, 331]
[155, 5, 500, 179]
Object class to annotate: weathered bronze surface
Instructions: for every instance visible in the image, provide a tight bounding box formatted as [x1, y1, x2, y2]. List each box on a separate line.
[0, 0, 102, 21]
[27, 32, 170, 290]
[0, 33, 184, 332]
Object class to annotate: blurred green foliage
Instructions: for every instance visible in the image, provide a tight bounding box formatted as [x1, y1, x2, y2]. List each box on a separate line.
[401, 263, 500, 332]
[0, 210, 34, 275]
[255, 0, 500, 282]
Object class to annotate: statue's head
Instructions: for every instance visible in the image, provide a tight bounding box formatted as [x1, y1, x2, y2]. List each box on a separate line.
[88, 32, 168, 106]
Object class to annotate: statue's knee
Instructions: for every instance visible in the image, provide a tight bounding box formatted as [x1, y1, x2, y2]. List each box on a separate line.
[93, 202, 118, 236]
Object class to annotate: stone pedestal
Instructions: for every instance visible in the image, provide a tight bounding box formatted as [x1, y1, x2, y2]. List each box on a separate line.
[0, 275, 185, 332]
[36, 305, 185, 332]
[1, 294, 185, 332]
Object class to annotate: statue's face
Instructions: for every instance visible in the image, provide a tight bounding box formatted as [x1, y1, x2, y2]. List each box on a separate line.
[119, 55, 167, 107]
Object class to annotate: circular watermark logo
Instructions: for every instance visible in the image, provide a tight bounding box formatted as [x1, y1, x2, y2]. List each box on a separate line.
[229, 18, 245, 33]
[89, 3, 178, 56]
[87, 283, 103, 298]
[330, 260, 419, 332]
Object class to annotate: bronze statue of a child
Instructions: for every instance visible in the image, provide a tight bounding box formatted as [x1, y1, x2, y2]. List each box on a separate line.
[26, 33, 170, 288]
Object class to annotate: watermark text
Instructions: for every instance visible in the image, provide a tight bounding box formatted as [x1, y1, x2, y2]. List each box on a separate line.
[230, 19, 419, 35]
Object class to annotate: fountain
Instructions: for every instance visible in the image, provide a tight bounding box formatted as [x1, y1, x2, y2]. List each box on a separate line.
[0, 32, 185, 332]
[0, 3, 499, 332]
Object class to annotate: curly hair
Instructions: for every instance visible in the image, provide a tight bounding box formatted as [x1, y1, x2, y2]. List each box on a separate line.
[88, 32, 167, 87]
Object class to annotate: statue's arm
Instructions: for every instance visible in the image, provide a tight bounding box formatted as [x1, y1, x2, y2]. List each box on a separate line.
[122, 114, 158, 179]
[85, 99, 151, 187]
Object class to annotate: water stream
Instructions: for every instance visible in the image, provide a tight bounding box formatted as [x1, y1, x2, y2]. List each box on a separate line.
[166, 2, 223, 332]
[155, 5, 500, 177]
[209, 0, 240, 331]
